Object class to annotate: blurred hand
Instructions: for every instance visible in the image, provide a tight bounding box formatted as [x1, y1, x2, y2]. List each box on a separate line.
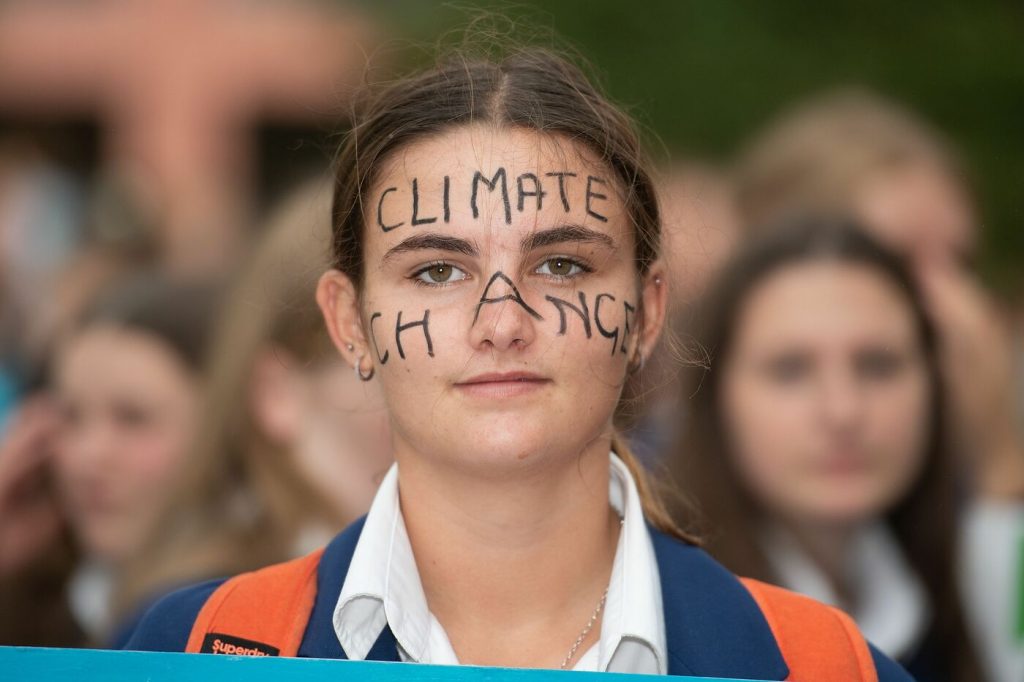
[917, 263, 1024, 499]
[0, 395, 63, 577]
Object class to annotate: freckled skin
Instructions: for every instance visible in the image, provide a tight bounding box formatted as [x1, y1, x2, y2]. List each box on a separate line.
[360, 126, 646, 477]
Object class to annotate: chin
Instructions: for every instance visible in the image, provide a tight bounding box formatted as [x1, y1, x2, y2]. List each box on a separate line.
[444, 419, 582, 472]
[798, 489, 891, 528]
[78, 528, 125, 563]
[76, 513, 144, 562]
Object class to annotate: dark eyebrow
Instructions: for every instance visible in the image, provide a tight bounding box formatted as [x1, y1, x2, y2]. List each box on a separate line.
[519, 224, 616, 253]
[382, 234, 479, 263]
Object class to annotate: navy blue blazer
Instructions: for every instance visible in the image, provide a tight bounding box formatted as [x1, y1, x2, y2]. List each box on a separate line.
[124, 518, 912, 680]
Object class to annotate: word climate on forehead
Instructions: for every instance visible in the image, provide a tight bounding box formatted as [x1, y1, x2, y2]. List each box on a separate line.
[377, 168, 611, 232]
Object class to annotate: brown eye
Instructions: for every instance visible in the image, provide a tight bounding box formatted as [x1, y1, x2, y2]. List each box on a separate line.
[414, 262, 467, 285]
[429, 264, 453, 282]
[549, 259, 571, 276]
[537, 257, 583, 278]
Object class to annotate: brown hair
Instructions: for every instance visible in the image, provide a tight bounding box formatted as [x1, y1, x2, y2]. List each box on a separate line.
[734, 88, 969, 234]
[329, 46, 689, 542]
[119, 180, 346, 611]
[73, 272, 219, 372]
[665, 217, 982, 680]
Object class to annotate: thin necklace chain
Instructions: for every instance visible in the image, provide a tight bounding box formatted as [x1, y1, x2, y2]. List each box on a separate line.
[559, 516, 623, 670]
[559, 586, 609, 669]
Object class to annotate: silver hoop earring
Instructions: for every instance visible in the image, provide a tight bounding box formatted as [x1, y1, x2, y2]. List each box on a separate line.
[353, 354, 375, 382]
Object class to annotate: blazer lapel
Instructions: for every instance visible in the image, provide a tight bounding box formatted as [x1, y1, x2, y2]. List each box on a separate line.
[296, 517, 401, 662]
[296, 517, 787, 675]
[649, 526, 789, 680]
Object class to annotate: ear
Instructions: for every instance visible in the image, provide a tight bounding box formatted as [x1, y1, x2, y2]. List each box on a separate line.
[249, 347, 303, 446]
[316, 268, 367, 369]
[636, 260, 669, 364]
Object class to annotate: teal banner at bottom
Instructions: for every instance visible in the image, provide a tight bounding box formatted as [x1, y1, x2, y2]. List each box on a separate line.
[0, 646, 763, 681]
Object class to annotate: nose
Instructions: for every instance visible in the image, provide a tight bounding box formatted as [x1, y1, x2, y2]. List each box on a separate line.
[63, 419, 117, 475]
[468, 271, 541, 352]
[816, 367, 865, 434]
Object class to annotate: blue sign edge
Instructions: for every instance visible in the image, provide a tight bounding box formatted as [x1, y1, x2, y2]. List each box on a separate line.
[0, 646, 759, 681]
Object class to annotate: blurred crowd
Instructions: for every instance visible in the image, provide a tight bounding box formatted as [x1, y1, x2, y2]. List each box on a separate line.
[0, 9, 1022, 682]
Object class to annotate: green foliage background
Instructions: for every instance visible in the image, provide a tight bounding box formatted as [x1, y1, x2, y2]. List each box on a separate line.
[353, 0, 1023, 289]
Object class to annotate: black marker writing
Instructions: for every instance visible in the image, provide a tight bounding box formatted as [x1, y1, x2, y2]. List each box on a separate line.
[585, 176, 609, 223]
[545, 292, 592, 338]
[471, 168, 512, 225]
[376, 171, 611, 229]
[377, 187, 404, 232]
[443, 175, 451, 223]
[369, 312, 390, 365]
[395, 309, 434, 359]
[516, 173, 546, 212]
[411, 178, 437, 226]
[620, 300, 636, 354]
[545, 171, 577, 212]
[594, 293, 620, 356]
[474, 271, 544, 325]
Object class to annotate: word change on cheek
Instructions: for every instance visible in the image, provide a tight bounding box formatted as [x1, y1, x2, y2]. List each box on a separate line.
[368, 310, 434, 364]
[473, 271, 543, 325]
[369, 286, 635, 363]
[377, 168, 610, 232]
[540, 290, 636, 356]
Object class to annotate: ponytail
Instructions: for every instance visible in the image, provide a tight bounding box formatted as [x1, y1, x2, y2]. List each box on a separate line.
[611, 431, 699, 545]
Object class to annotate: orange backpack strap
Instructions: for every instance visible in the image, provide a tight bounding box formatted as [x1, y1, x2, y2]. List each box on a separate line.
[185, 548, 324, 657]
[740, 578, 878, 682]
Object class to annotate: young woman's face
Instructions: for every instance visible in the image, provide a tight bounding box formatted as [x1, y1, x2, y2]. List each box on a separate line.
[719, 262, 930, 527]
[326, 126, 664, 474]
[52, 326, 198, 564]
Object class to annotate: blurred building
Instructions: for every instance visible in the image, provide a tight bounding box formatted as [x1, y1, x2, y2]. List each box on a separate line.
[0, 0, 375, 274]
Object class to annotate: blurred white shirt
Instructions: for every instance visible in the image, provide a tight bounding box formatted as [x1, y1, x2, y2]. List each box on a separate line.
[762, 522, 929, 659]
[763, 502, 1024, 682]
[960, 500, 1024, 682]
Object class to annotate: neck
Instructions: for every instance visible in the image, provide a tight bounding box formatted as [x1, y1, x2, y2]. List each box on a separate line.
[396, 436, 620, 668]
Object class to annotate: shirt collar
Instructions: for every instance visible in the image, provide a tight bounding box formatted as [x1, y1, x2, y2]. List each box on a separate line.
[332, 453, 666, 673]
[600, 452, 667, 674]
[68, 559, 115, 641]
[761, 521, 929, 659]
[333, 464, 433, 661]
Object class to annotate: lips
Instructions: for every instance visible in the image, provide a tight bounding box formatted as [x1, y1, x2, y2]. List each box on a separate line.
[454, 371, 551, 398]
[810, 450, 874, 477]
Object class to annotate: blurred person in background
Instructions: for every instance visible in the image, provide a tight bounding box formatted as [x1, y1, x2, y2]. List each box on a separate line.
[732, 89, 1024, 681]
[0, 136, 88, 433]
[625, 163, 741, 463]
[735, 88, 975, 270]
[659, 164, 743, 312]
[666, 218, 1023, 681]
[0, 273, 217, 647]
[116, 180, 392, 636]
[0, 179, 155, 646]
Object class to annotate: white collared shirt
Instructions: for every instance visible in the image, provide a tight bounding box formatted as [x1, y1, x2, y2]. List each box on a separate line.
[761, 522, 930, 660]
[333, 452, 667, 674]
[68, 559, 115, 642]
